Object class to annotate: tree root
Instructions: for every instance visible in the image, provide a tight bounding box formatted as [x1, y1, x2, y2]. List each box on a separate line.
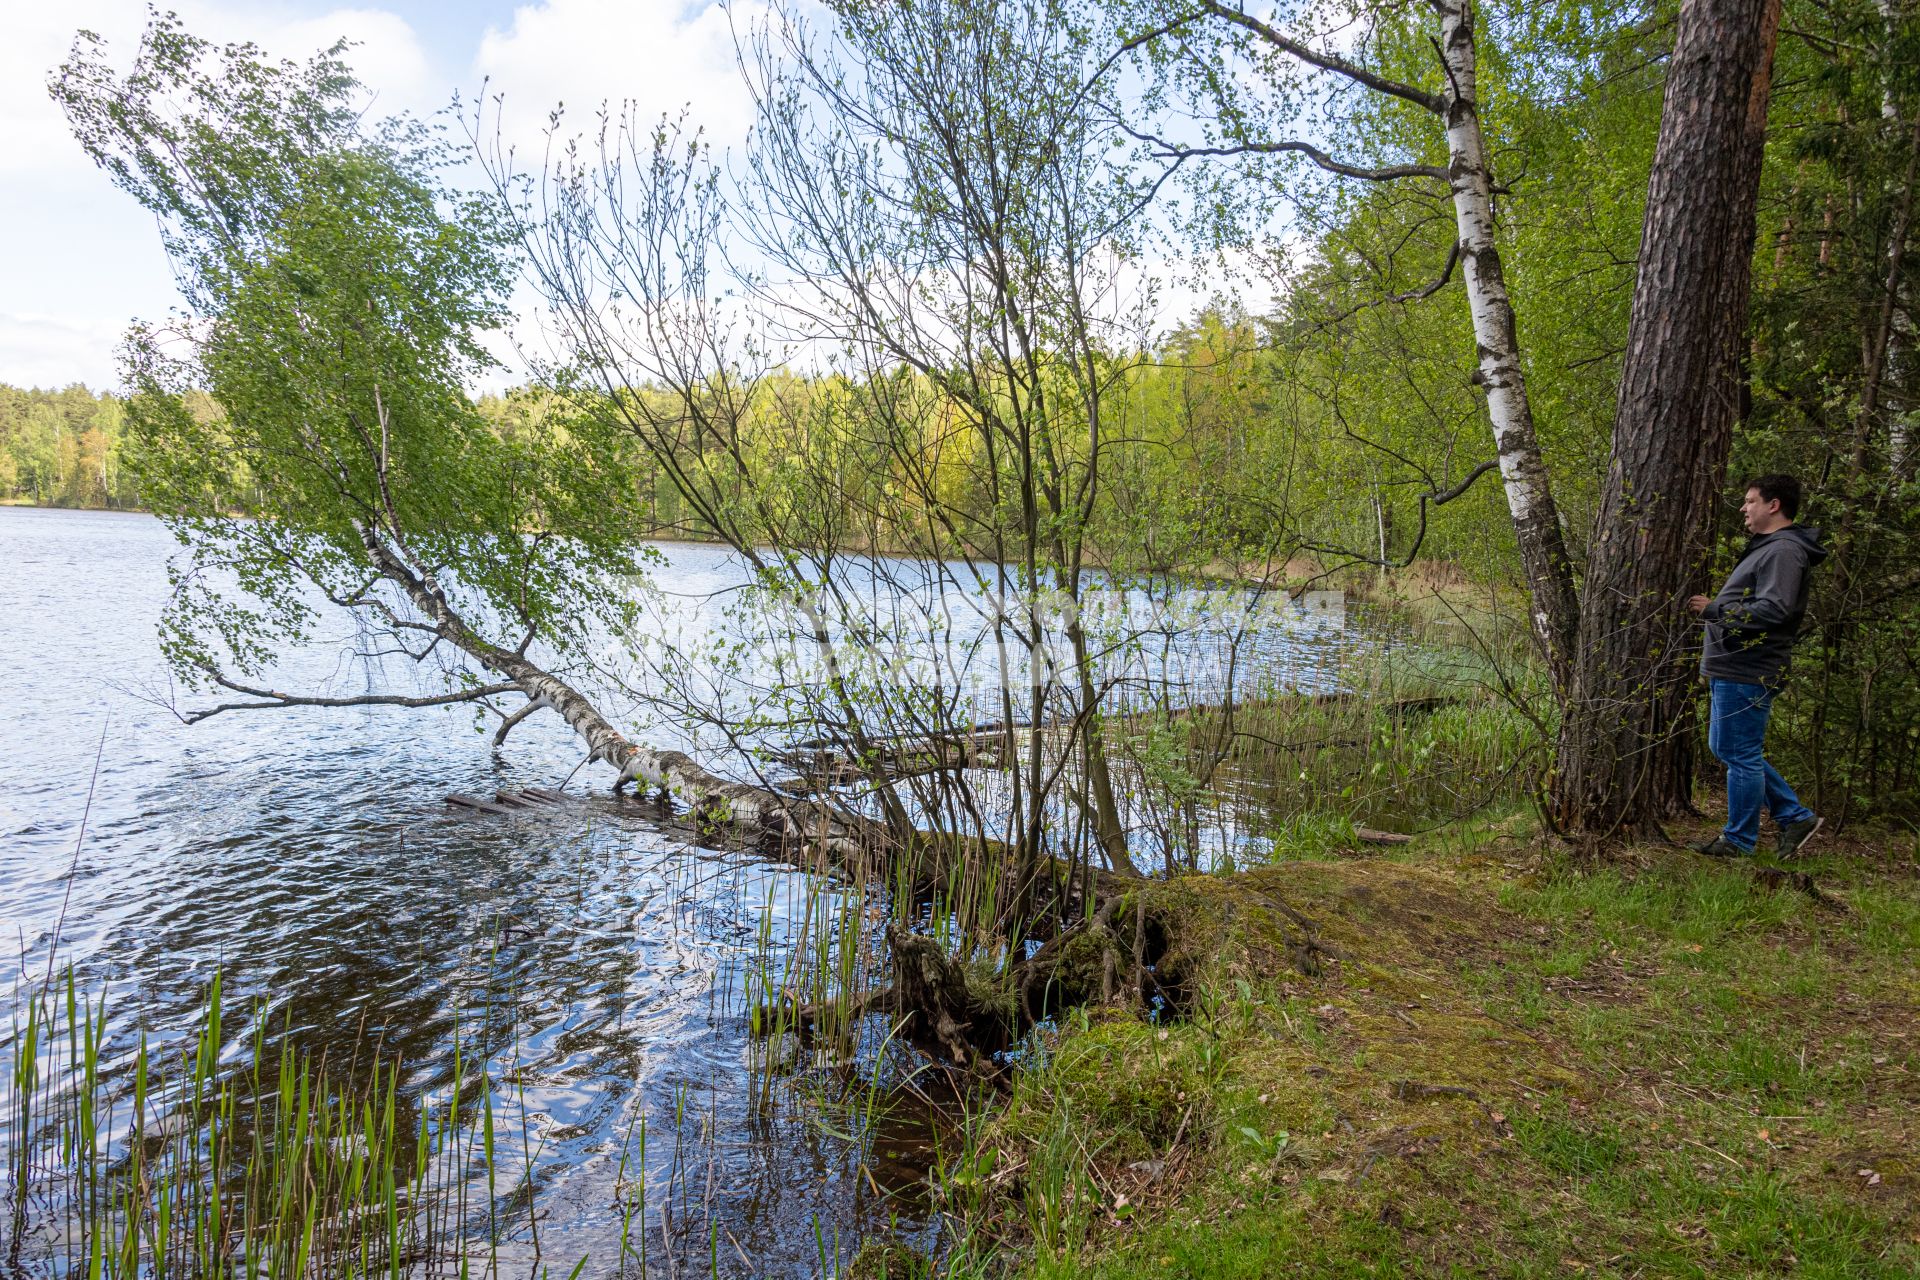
[1748, 862, 1848, 912]
[752, 987, 895, 1041]
[885, 926, 1015, 1071]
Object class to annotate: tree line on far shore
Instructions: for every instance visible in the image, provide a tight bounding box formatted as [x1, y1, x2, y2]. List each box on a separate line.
[0, 383, 135, 508]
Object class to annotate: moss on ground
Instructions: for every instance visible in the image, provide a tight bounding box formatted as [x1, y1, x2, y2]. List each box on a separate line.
[954, 821, 1920, 1278]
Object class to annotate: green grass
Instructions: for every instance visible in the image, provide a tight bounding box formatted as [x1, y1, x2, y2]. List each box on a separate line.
[934, 823, 1920, 1279]
[2, 970, 557, 1277]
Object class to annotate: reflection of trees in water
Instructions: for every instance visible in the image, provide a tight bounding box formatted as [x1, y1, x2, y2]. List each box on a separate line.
[6, 809, 939, 1275]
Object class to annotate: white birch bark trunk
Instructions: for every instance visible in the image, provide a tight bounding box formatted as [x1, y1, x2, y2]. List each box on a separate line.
[1436, 0, 1581, 690]
[356, 525, 886, 860]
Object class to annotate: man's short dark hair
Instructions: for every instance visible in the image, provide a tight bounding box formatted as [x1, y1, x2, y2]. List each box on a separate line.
[1746, 473, 1802, 520]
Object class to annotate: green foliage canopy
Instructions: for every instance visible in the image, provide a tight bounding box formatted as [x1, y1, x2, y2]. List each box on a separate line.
[52, 15, 644, 687]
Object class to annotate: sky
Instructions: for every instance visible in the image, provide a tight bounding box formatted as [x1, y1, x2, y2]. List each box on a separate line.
[0, 0, 1279, 393]
[0, 0, 768, 390]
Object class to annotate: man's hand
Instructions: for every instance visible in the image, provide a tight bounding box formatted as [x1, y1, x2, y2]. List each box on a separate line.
[1687, 594, 1712, 616]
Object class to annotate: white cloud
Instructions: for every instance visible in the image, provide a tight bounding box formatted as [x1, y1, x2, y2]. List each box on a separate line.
[1, 1, 146, 178]
[473, 0, 764, 159]
[0, 3, 437, 387]
[0, 311, 130, 391]
[277, 9, 438, 118]
[3, 3, 436, 179]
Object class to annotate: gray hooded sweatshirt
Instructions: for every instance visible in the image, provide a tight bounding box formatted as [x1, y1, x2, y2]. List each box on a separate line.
[1700, 524, 1828, 686]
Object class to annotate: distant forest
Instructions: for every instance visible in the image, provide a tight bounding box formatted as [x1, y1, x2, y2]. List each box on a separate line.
[0, 383, 134, 508]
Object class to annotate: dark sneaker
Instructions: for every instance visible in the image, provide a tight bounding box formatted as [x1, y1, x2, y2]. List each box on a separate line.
[1689, 835, 1754, 858]
[1776, 815, 1823, 859]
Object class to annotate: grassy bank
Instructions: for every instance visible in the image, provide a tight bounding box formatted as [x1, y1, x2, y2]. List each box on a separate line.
[932, 816, 1919, 1279]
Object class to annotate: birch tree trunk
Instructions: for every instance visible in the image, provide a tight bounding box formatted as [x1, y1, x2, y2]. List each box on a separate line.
[1554, 0, 1784, 838]
[1849, 112, 1920, 500]
[1435, 0, 1581, 694]
[357, 527, 886, 861]
[1180, 1, 1581, 687]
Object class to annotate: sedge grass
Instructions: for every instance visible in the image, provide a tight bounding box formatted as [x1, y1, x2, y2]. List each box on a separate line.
[1, 968, 574, 1278]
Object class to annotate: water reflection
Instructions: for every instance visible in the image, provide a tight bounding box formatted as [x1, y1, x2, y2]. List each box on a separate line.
[0, 509, 934, 1275]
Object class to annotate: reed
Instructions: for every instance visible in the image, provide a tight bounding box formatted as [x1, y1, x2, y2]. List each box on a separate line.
[1110, 674, 1548, 873]
[0, 969, 562, 1278]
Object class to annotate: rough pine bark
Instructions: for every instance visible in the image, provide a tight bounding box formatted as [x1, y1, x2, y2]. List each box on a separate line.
[1554, 0, 1783, 838]
[1435, 0, 1581, 693]
[1880, 0, 1916, 474]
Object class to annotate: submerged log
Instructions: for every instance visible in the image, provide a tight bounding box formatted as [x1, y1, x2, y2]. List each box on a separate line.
[764, 731, 1009, 786]
[352, 525, 898, 867]
[445, 794, 515, 815]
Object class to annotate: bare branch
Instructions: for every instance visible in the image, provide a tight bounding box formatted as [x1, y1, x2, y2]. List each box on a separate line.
[1118, 121, 1448, 182]
[1196, 0, 1445, 115]
[1427, 34, 1466, 112]
[1310, 239, 1463, 331]
[1080, 14, 1207, 105]
[492, 695, 548, 747]
[1353, 459, 1500, 569]
[181, 670, 521, 724]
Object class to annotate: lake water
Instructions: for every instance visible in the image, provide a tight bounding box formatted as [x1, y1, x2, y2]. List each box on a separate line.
[1, 507, 940, 1275]
[0, 506, 1374, 1274]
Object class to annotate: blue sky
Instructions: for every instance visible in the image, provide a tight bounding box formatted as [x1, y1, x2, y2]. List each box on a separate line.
[1, 1, 762, 389]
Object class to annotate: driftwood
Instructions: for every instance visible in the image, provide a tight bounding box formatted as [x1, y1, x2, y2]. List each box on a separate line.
[752, 986, 895, 1041]
[769, 691, 1458, 796]
[445, 794, 515, 815]
[789, 717, 1038, 753]
[1157, 692, 1456, 723]
[445, 788, 573, 814]
[766, 728, 1011, 787]
[494, 789, 563, 809]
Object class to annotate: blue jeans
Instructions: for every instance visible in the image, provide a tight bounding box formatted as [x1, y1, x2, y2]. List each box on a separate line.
[1706, 679, 1814, 851]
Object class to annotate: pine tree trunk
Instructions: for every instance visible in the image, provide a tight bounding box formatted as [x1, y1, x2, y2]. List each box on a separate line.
[1880, 1, 1916, 474]
[1554, 0, 1783, 839]
[1436, 0, 1581, 692]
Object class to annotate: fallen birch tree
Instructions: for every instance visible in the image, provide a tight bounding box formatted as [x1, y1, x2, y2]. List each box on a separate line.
[56, 18, 895, 863]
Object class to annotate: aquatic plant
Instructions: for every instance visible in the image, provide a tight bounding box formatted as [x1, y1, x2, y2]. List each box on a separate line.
[1, 969, 548, 1278]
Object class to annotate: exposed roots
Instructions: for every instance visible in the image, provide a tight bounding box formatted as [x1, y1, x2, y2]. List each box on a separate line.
[752, 860, 1533, 1089]
[840, 873, 1358, 1074]
[1014, 874, 1345, 1031]
[886, 926, 1016, 1071]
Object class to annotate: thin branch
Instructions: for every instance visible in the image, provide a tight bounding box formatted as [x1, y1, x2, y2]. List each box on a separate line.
[1197, 0, 1445, 114]
[181, 670, 521, 724]
[1298, 459, 1501, 570]
[1118, 121, 1447, 182]
[1080, 14, 1206, 106]
[1311, 240, 1462, 330]
[492, 695, 547, 747]
[1427, 35, 1465, 111]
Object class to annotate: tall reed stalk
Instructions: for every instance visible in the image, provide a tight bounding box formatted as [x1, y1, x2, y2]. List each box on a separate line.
[1, 970, 531, 1278]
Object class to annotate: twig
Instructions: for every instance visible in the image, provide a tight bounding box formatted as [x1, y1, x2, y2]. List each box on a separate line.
[1680, 1136, 1742, 1168]
[43, 714, 109, 994]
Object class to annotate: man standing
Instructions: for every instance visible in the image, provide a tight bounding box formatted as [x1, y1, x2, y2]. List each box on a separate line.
[1686, 474, 1827, 858]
